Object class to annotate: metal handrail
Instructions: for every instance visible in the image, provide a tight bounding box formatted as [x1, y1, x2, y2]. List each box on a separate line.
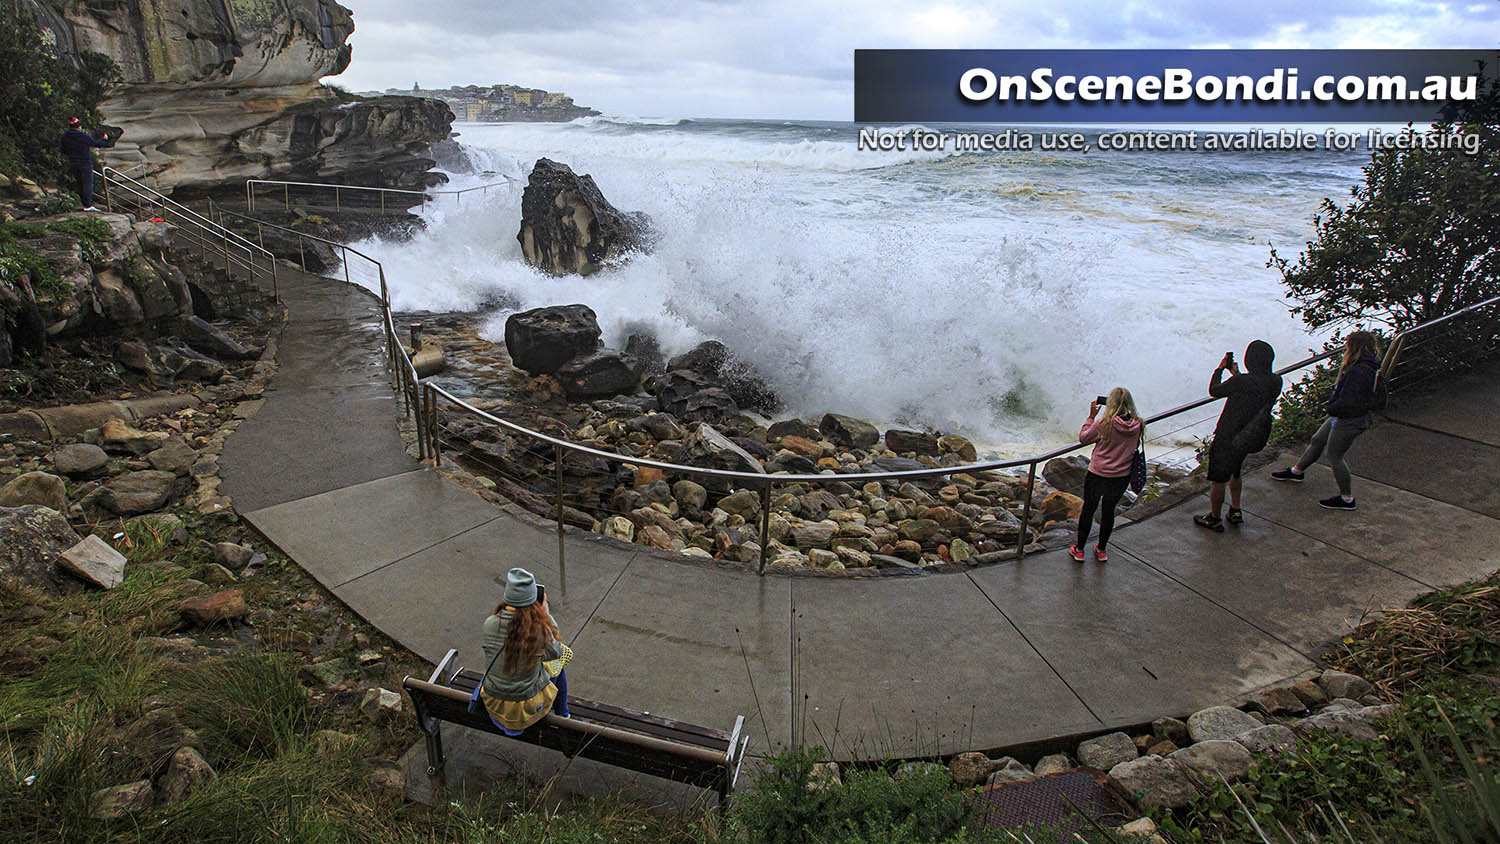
[222, 197, 1499, 577]
[245, 177, 512, 213]
[98, 167, 279, 301]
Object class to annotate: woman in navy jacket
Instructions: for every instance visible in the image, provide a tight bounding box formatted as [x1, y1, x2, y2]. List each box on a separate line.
[1271, 332, 1382, 510]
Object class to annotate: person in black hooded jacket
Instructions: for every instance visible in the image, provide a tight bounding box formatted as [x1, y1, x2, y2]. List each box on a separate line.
[1270, 331, 1382, 510]
[58, 117, 116, 211]
[1194, 339, 1282, 532]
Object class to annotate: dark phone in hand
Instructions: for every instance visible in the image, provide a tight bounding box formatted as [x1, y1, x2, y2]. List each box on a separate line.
[1095, 395, 1107, 406]
[535, 584, 545, 606]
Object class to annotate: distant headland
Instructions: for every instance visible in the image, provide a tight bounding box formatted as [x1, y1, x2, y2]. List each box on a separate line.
[363, 83, 601, 122]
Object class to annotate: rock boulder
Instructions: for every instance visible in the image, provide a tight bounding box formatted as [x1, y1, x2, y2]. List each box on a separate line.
[555, 349, 639, 398]
[0, 472, 68, 512]
[504, 304, 601, 375]
[517, 158, 650, 275]
[0, 505, 84, 593]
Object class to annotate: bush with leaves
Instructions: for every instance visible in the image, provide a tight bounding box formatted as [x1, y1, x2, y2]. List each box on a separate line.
[1265, 60, 1499, 434]
[0, 0, 120, 185]
[730, 749, 973, 844]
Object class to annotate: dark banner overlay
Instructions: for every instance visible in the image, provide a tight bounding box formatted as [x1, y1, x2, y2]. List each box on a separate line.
[854, 49, 1494, 123]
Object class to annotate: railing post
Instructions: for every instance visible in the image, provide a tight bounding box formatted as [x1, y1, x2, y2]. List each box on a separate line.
[101, 169, 110, 212]
[555, 443, 567, 593]
[283, 183, 289, 211]
[380, 190, 385, 215]
[413, 371, 427, 462]
[343, 246, 350, 286]
[758, 481, 773, 575]
[1016, 461, 1037, 560]
[299, 236, 307, 272]
[246, 180, 253, 213]
[335, 186, 340, 212]
[222, 230, 232, 280]
[427, 386, 441, 465]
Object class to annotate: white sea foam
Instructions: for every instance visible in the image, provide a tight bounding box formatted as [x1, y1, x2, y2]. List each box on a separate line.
[351, 117, 1363, 454]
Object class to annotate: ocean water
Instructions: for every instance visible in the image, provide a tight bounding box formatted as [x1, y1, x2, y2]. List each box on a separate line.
[351, 117, 1366, 457]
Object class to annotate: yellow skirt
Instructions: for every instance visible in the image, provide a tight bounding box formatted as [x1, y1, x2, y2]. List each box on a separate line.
[480, 683, 558, 732]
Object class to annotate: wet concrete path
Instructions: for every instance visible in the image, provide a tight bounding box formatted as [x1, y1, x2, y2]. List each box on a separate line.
[220, 266, 1500, 764]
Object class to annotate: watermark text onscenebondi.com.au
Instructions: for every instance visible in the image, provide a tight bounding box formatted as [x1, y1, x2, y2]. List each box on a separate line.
[855, 127, 1482, 154]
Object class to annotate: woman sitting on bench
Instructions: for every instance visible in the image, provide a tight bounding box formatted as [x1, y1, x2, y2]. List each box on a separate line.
[477, 568, 571, 734]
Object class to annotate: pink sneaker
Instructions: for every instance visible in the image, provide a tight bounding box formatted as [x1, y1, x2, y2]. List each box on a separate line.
[1068, 545, 1085, 562]
[1094, 545, 1108, 562]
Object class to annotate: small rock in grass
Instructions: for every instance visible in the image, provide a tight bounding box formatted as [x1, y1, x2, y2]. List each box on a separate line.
[360, 687, 404, 716]
[92, 780, 153, 818]
[948, 751, 993, 786]
[1234, 724, 1298, 755]
[157, 747, 216, 805]
[57, 534, 126, 588]
[1108, 756, 1197, 809]
[179, 589, 247, 625]
[213, 541, 254, 569]
[1171, 739, 1253, 782]
[1317, 670, 1374, 701]
[1186, 705, 1261, 742]
[984, 758, 1033, 785]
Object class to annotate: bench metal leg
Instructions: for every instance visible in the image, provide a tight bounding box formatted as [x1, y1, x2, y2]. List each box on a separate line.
[420, 712, 447, 799]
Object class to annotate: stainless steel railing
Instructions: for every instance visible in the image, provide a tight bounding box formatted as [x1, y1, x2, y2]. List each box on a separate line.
[245, 177, 512, 214]
[221, 201, 1499, 578]
[98, 167, 279, 301]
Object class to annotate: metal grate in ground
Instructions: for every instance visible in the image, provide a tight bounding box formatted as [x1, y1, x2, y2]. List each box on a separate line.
[971, 769, 1135, 842]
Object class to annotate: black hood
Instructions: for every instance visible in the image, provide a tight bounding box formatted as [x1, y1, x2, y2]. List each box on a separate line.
[1244, 339, 1275, 373]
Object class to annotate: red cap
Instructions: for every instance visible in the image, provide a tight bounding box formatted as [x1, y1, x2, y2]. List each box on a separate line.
[68, 117, 80, 126]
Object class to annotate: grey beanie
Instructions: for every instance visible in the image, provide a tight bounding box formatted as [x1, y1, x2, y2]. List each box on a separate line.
[503, 567, 538, 608]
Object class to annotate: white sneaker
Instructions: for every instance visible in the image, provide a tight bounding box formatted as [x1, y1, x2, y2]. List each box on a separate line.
[82, 206, 99, 212]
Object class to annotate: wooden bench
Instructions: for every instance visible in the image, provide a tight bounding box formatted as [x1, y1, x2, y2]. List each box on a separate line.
[402, 649, 750, 807]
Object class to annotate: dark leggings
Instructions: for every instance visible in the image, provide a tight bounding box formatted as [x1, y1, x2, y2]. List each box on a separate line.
[1077, 471, 1130, 550]
[72, 166, 94, 207]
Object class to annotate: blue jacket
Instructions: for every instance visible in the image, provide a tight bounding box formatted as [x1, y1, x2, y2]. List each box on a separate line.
[59, 128, 110, 168]
[1325, 354, 1380, 419]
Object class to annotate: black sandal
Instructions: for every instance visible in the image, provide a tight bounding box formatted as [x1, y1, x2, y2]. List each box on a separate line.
[1226, 508, 1244, 525]
[1193, 513, 1225, 533]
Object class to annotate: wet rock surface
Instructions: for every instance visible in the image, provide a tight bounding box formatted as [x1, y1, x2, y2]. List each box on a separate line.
[516, 158, 651, 276]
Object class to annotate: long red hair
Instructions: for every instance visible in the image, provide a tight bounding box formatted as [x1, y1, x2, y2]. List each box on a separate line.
[495, 601, 559, 675]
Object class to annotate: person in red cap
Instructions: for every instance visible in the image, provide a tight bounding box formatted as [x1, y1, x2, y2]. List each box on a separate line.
[58, 117, 118, 211]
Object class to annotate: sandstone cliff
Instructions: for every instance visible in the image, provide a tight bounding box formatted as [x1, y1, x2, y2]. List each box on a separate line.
[28, 0, 453, 193]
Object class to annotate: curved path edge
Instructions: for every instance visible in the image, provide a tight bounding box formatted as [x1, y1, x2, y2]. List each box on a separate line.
[220, 267, 1500, 763]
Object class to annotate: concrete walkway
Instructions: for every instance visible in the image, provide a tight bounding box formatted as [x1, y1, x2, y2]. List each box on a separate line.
[221, 267, 1500, 763]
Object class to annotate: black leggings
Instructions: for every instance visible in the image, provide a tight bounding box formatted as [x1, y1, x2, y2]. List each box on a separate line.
[1077, 471, 1129, 550]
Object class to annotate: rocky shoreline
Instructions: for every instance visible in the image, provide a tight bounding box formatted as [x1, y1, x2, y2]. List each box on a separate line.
[395, 304, 1198, 576]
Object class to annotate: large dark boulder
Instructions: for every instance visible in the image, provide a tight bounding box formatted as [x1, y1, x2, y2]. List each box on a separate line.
[0, 505, 84, 593]
[555, 350, 639, 398]
[667, 340, 780, 415]
[1043, 455, 1090, 497]
[885, 429, 940, 456]
[652, 369, 741, 424]
[516, 158, 651, 276]
[504, 304, 602, 375]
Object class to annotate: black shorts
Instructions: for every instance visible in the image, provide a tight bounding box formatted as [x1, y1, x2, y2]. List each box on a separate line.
[1207, 440, 1248, 483]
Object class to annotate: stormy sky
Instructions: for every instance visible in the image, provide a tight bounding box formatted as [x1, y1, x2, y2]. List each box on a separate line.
[333, 0, 1500, 119]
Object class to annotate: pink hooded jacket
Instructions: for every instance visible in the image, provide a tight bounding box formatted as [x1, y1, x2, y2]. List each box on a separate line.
[1079, 414, 1143, 478]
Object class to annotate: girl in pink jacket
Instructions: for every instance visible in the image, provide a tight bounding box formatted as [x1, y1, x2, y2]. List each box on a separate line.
[1070, 387, 1144, 562]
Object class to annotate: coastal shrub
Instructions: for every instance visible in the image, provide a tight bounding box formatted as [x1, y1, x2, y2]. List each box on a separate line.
[1268, 357, 1339, 447]
[729, 749, 972, 844]
[0, 2, 120, 184]
[1268, 63, 1499, 413]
